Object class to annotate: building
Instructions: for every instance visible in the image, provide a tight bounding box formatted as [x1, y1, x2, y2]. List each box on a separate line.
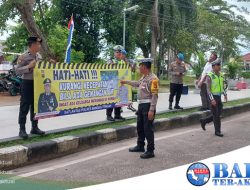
[242, 53, 250, 70]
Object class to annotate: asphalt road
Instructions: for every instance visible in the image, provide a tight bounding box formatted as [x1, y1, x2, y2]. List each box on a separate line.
[6, 110, 250, 189]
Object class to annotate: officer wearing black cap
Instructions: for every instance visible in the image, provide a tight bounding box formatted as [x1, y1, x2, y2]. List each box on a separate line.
[121, 58, 159, 159]
[106, 45, 125, 121]
[38, 78, 58, 113]
[200, 58, 227, 137]
[16, 36, 45, 139]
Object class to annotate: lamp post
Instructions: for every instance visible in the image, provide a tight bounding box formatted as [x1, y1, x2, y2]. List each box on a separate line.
[123, 5, 139, 49]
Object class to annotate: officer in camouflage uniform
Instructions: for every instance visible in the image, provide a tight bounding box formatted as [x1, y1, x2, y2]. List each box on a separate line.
[121, 58, 159, 159]
[200, 59, 227, 137]
[38, 78, 58, 113]
[106, 45, 125, 121]
[16, 37, 45, 139]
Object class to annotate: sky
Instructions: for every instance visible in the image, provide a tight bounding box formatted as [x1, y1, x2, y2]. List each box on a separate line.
[0, 1, 250, 54]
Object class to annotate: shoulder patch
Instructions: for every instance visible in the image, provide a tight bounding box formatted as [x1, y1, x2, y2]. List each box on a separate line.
[151, 78, 159, 94]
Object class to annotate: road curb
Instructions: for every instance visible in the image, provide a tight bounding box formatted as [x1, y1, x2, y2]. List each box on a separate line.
[1, 102, 250, 170]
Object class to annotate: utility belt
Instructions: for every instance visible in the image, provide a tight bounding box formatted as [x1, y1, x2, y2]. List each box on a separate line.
[212, 93, 222, 96]
[138, 99, 151, 104]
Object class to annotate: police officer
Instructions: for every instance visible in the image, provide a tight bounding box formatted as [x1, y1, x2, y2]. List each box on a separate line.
[16, 37, 45, 139]
[106, 45, 125, 121]
[168, 53, 186, 110]
[120, 49, 137, 112]
[200, 59, 227, 137]
[121, 58, 159, 159]
[198, 52, 218, 111]
[38, 78, 58, 113]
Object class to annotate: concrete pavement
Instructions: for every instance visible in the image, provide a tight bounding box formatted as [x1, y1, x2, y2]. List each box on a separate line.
[8, 111, 250, 188]
[0, 89, 250, 140]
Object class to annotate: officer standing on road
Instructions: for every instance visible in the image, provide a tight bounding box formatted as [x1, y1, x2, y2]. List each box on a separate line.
[16, 37, 45, 139]
[121, 58, 159, 159]
[38, 78, 58, 113]
[106, 45, 125, 121]
[168, 53, 186, 110]
[200, 59, 227, 137]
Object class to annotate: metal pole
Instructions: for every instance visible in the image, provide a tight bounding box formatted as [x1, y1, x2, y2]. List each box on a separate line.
[123, 10, 126, 48]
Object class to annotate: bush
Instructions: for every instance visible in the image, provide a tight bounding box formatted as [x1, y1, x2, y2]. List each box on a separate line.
[241, 72, 250, 79]
[224, 61, 241, 79]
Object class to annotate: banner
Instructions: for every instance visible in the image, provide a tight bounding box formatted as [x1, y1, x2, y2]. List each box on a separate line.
[34, 62, 132, 120]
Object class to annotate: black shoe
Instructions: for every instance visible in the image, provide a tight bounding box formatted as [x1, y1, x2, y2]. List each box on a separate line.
[174, 105, 183, 110]
[140, 151, 155, 159]
[107, 116, 115, 121]
[127, 105, 137, 112]
[19, 129, 28, 139]
[114, 116, 126, 121]
[30, 126, 45, 135]
[129, 146, 145, 152]
[200, 119, 206, 131]
[169, 106, 172, 110]
[215, 132, 224, 137]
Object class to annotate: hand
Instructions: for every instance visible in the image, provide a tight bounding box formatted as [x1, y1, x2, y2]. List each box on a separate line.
[28, 60, 36, 69]
[49, 59, 57, 64]
[120, 80, 126, 85]
[148, 111, 155, 121]
[224, 96, 228, 102]
[211, 99, 216, 106]
[198, 81, 202, 88]
[49, 106, 53, 111]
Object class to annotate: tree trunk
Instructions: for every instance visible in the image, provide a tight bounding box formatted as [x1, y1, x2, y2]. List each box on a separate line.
[14, 0, 53, 59]
[151, 0, 160, 74]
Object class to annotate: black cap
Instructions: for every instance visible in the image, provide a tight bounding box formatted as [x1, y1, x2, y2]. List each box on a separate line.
[27, 37, 42, 43]
[43, 78, 51, 84]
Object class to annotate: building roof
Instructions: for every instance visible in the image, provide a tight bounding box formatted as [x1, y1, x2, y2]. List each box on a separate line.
[243, 53, 250, 61]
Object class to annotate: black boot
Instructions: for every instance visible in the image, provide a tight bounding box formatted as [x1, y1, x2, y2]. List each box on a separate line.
[200, 119, 206, 131]
[174, 105, 183, 110]
[114, 115, 126, 121]
[30, 126, 45, 135]
[140, 151, 155, 159]
[19, 125, 28, 139]
[107, 116, 115, 121]
[169, 102, 172, 110]
[129, 146, 145, 152]
[215, 132, 224, 137]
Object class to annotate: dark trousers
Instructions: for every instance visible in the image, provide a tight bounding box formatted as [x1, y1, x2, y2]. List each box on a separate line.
[200, 83, 209, 109]
[18, 80, 38, 128]
[136, 103, 155, 152]
[169, 83, 183, 106]
[106, 107, 121, 117]
[201, 95, 223, 133]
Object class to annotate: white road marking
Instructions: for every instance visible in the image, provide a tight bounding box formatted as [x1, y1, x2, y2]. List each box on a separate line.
[11, 114, 247, 179]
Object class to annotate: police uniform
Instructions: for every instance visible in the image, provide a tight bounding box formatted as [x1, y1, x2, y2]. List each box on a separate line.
[200, 59, 227, 137]
[16, 37, 45, 139]
[106, 45, 125, 121]
[125, 59, 159, 159]
[168, 53, 186, 110]
[38, 78, 58, 113]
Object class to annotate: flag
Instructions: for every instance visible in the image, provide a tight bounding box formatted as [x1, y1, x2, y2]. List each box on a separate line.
[64, 15, 74, 63]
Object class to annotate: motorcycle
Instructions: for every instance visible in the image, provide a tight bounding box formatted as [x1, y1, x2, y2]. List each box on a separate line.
[6, 69, 22, 96]
[0, 73, 9, 93]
